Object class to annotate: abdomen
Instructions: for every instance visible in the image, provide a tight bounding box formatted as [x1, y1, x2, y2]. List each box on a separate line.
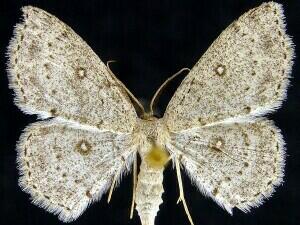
[135, 159, 164, 225]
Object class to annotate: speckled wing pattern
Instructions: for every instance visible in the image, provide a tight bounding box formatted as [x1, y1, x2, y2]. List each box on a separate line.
[164, 2, 293, 131]
[7, 6, 137, 133]
[165, 2, 294, 213]
[167, 119, 285, 212]
[7, 6, 138, 222]
[18, 120, 135, 221]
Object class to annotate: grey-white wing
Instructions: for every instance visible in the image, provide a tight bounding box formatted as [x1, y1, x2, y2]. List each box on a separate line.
[18, 120, 136, 222]
[167, 119, 284, 213]
[7, 6, 137, 133]
[164, 2, 294, 132]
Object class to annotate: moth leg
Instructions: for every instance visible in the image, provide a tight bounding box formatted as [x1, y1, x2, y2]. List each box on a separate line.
[175, 156, 195, 225]
[107, 159, 125, 203]
[130, 153, 137, 219]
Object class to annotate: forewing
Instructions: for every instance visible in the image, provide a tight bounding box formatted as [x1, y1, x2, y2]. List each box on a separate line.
[7, 6, 137, 133]
[18, 120, 136, 222]
[164, 2, 294, 132]
[167, 119, 284, 213]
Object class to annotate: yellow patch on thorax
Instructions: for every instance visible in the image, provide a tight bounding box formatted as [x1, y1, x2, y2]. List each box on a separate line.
[145, 144, 170, 169]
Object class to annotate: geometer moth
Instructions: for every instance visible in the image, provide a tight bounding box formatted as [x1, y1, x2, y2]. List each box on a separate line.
[7, 2, 294, 225]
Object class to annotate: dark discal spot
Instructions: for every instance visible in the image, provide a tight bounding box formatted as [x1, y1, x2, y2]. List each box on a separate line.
[76, 140, 92, 156]
[225, 177, 231, 181]
[238, 171, 243, 175]
[198, 118, 207, 126]
[244, 162, 249, 167]
[33, 185, 37, 189]
[282, 69, 285, 75]
[251, 38, 255, 42]
[275, 19, 279, 24]
[241, 200, 247, 203]
[17, 45, 20, 51]
[15, 58, 18, 63]
[283, 53, 287, 59]
[24, 147, 27, 156]
[86, 190, 92, 198]
[244, 106, 251, 113]
[46, 75, 50, 79]
[62, 173, 67, 177]
[20, 34, 24, 41]
[254, 192, 260, 197]
[76, 67, 87, 79]
[66, 207, 71, 211]
[17, 73, 20, 79]
[253, 60, 258, 64]
[50, 108, 57, 116]
[278, 30, 282, 36]
[26, 161, 30, 167]
[48, 42, 53, 47]
[251, 71, 256, 76]
[209, 137, 225, 152]
[52, 89, 57, 94]
[212, 188, 218, 196]
[245, 87, 250, 91]
[28, 171, 31, 177]
[214, 64, 226, 76]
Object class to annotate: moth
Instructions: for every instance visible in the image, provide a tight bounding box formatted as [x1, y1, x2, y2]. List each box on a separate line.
[7, 2, 294, 225]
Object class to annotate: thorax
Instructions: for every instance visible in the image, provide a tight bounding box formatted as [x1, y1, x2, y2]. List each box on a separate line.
[133, 117, 170, 168]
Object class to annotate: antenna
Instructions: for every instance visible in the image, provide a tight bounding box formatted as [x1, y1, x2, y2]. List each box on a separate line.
[149, 68, 190, 116]
[106, 61, 146, 115]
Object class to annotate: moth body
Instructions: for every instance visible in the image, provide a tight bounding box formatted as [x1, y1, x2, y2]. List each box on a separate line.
[134, 118, 170, 225]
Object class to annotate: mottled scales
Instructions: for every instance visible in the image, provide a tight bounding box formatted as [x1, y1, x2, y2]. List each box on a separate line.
[6, 2, 294, 225]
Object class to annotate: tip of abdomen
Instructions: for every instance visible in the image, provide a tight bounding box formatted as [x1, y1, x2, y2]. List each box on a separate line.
[140, 214, 155, 225]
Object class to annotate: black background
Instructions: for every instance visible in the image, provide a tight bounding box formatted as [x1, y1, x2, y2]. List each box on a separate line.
[1, 0, 299, 225]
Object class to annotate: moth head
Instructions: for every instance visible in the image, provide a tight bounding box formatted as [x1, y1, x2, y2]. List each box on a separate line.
[141, 112, 158, 121]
